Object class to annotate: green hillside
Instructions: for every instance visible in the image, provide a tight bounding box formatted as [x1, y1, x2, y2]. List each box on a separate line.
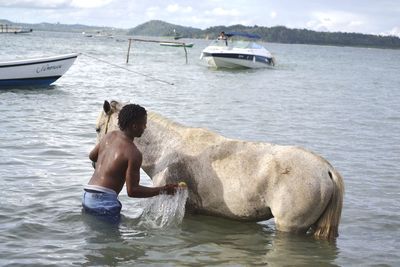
[128, 20, 202, 38]
[128, 20, 400, 49]
[0, 19, 127, 34]
[2, 18, 399, 49]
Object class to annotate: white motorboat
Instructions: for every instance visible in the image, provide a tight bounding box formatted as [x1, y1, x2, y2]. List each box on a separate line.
[0, 53, 79, 88]
[200, 32, 275, 69]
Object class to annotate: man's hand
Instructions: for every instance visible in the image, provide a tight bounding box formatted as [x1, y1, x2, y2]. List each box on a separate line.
[163, 184, 179, 195]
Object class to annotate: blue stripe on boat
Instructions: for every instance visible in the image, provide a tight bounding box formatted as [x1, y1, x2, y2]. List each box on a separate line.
[0, 76, 61, 87]
[202, 52, 273, 65]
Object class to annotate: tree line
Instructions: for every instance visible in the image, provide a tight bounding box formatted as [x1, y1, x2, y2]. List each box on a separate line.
[129, 20, 400, 49]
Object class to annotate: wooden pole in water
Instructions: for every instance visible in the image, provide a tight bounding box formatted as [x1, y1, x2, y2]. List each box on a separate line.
[126, 39, 132, 64]
[183, 45, 188, 64]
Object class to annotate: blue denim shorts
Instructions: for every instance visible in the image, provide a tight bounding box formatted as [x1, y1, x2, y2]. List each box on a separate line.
[82, 187, 122, 223]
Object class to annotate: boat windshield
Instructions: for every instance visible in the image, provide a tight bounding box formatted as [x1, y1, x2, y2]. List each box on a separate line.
[230, 41, 262, 49]
[210, 39, 229, 46]
[209, 39, 265, 49]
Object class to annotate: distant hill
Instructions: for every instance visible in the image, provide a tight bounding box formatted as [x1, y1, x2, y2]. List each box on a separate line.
[128, 20, 400, 49]
[0, 19, 13, 24]
[203, 24, 400, 49]
[29, 22, 120, 33]
[0, 19, 127, 34]
[2, 18, 399, 49]
[128, 20, 202, 38]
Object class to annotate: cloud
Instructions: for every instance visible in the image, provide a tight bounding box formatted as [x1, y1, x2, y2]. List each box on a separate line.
[237, 19, 254, 26]
[388, 26, 400, 37]
[0, 0, 112, 9]
[174, 15, 216, 28]
[71, 0, 113, 9]
[0, 0, 68, 9]
[306, 11, 366, 32]
[166, 4, 192, 13]
[270, 11, 277, 19]
[380, 26, 400, 37]
[145, 6, 160, 19]
[208, 7, 240, 17]
[188, 15, 215, 24]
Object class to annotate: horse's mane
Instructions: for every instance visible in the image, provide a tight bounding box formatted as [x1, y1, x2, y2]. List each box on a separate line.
[148, 112, 187, 131]
[111, 100, 189, 133]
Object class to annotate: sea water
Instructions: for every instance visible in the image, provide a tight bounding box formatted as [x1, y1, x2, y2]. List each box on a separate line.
[0, 31, 399, 266]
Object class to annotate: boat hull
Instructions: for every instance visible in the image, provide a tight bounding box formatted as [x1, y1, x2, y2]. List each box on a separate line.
[160, 42, 194, 48]
[0, 53, 79, 88]
[202, 52, 273, 69]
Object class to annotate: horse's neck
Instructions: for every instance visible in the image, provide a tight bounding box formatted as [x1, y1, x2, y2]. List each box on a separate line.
[135, 111, 224, 176]
[140, 111, 188, 146]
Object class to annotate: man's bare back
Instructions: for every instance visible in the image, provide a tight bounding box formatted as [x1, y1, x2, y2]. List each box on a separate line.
[88, 130, 137, 194]
[82, 104, 178, 221]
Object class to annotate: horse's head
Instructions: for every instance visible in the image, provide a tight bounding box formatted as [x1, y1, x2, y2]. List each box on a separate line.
[95, 100, 124, 143]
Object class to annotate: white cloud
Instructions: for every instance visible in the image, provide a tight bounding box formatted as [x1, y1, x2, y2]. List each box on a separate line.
[0, 0, 112, 9]
[146, 6, 160, 19]
[71, 0, 113, 9]
[166, 4, 179, 12]
[270, 11, 277, 19]
[0, 0, 67, 8]
[208, 7, 240, 17]
[175, 15, 216, 28]
[166, 4, 192, 13]
[388, 26, 400, 37]
[380, 26, 400, 37]
[306, 11, 366, 32]
[237, 19, 253, 26]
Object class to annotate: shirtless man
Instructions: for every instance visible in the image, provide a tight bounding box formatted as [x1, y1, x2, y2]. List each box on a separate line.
[82, 103, 178, 221]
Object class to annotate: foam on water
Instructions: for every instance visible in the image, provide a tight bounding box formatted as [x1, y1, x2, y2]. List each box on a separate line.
[139, 187, 188, 228]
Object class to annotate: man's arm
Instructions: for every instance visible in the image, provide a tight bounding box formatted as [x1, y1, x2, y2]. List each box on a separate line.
[125, 150, 177, 197]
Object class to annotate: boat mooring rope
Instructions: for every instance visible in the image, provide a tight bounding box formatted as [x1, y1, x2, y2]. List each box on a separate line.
[82, 53, 174, 86]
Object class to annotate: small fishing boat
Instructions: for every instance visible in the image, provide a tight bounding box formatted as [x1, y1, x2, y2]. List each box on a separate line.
[160, 42, 194, 48]
[0, 53, 79, 88]
[200, 32, 275, 69]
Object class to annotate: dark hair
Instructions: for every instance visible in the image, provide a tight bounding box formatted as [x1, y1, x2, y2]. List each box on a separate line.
[118, 104, 147, 131]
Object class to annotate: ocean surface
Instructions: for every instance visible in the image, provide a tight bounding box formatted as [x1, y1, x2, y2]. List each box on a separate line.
[0, 31, 399, 266]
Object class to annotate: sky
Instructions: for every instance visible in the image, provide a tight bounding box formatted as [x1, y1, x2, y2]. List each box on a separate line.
[0, 0, 399, 37]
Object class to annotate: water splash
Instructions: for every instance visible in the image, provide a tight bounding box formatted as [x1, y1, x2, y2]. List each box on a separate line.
[139, 187, 188, 228]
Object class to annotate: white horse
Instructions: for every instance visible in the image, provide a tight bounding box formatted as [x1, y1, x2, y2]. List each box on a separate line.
[95, 100, 344, 240]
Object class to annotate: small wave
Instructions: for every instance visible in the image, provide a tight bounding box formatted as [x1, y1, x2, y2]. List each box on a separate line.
[386, 116, 400, 122]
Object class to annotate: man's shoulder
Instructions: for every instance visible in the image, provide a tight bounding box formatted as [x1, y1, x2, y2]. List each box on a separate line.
[122, 139, 141, 155]
[103, 130, 120, 141]
[125, 143, 142, 165]
[129, 142, 142, 156]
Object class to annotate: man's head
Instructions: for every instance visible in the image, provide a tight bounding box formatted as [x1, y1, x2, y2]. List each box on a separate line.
[118, 104, 147, 137]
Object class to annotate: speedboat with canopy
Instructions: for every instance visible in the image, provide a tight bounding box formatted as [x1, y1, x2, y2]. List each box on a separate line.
[200, 32, 275, 69]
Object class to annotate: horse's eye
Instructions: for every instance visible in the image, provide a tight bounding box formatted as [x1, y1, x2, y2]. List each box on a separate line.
[95, 127, 101, 133]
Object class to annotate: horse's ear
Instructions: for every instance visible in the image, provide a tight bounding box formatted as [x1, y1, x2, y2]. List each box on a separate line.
[103, 100, 111, 114]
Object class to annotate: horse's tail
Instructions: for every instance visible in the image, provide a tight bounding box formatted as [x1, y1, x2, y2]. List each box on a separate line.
[313, 168, 345, 240]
